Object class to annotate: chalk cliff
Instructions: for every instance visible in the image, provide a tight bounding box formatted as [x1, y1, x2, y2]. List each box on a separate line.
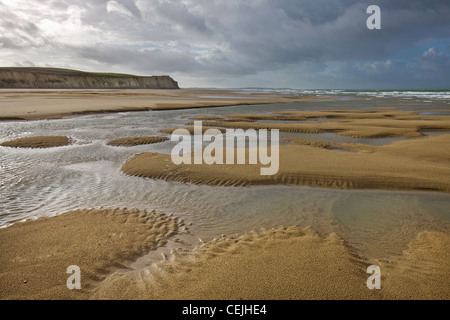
[0, 68, 179, 89]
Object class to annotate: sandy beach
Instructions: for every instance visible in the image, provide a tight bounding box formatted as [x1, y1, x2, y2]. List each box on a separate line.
[1, 0, 449, 305]
[0, 89, 449, 300]
[1, 214, 448, 300]
[0, 89, 320, 120]
[93, 227, 450, 300]
[0, 208, 180, 300]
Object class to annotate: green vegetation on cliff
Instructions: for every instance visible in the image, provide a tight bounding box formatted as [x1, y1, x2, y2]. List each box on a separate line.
[0, 67, 179, 89]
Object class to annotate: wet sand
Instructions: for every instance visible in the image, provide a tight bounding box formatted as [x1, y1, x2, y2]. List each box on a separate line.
[0, 208, 179, 300]
[379, 231, 450, 299]
[202, 110, 450, 138]
[0, 89, 320, 120]
[107, 136, 169, 147]
[122, 133, 450, 192]
[93, 227, 449, 300]
[110, 109, 449, 298]
[2, 214, 447, 300]
[1, 101, 449, 300]
[0, 136, 70, 148]
[94, 227, 380, 300]
[121, 110, 450, 192]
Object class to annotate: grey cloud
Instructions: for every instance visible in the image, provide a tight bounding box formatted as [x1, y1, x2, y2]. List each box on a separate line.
[118, 0, 142, 18]
[77, 44, 204, 74]
[0, 0, 449, 88]
[154, 1, 211, 35]
[0, 9, 45, 48]
[335, 47, 450, 88]
[415, 48, 450, 83]
[14, 60, 36, 67]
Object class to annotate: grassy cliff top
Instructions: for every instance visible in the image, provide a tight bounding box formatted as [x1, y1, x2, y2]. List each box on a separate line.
[0, 67, 152, 78]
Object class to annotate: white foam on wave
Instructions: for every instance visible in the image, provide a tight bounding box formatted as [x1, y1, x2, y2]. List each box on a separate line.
[251, 88, 450, 101]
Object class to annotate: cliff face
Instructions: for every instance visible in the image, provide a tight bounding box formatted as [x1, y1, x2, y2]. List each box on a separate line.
[0, 68, 179, 89]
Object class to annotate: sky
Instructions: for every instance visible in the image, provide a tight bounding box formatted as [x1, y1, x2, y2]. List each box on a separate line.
[0, 0, 449, 89]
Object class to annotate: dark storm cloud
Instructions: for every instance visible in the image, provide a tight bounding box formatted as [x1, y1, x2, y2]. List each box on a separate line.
[0, 0, 449, 87]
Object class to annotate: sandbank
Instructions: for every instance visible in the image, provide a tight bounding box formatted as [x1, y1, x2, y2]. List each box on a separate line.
[0, 89, 320, 120]
[119, 109, 450, 192]
[0, 136, 70, 148]
[107, 136, 169, 147]
[202, 110, 450, 138]
[121, 133, 450, 192]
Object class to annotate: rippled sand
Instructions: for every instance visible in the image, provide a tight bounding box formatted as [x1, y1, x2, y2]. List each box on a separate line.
[1, 102, 449, 300]
[0, 136, 70, 148]
[121, 135, 450, 192]
[202, 110, 450, 138]
[106, 136, 169, 147]
[3, 213, 448, 300]
[122, 110, 450, 193]
[0, 208, 180, 299]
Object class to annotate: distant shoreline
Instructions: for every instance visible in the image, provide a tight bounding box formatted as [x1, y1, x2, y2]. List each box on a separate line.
[0, 88, 322, 120]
